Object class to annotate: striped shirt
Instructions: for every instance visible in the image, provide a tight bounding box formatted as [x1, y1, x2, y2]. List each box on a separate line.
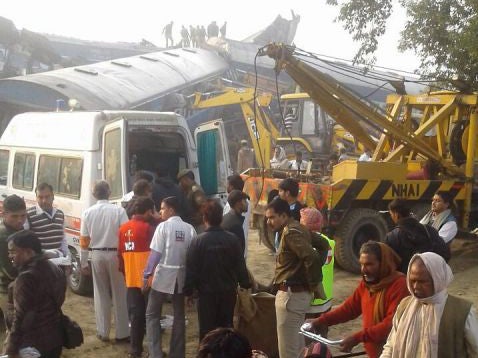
[26, 206, 65, 251]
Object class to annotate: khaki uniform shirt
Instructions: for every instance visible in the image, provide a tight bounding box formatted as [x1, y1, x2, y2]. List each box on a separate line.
[273, 218, 315, 289]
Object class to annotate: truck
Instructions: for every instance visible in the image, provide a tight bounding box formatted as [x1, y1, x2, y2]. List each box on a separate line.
[0, 110, 231, 294]
[192, 86, 361, 174]
[244, 43, 478, 272]
[191, 86, 312, 169]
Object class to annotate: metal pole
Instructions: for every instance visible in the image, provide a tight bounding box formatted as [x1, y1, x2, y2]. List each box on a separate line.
[463, 110, 478, 229]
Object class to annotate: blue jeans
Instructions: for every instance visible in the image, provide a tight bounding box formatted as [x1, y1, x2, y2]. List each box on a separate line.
[146, 288, 185, 358]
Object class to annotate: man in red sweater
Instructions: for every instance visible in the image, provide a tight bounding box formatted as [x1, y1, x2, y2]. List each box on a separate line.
[118, 196, 156, 358]
[306, 241, 409, 358]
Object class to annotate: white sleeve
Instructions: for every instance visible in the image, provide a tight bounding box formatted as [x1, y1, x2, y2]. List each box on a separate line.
[119, 207, 129, 225]
[439, 221, 458, 243]
[223, 202, 231, 215]
[465, 306, 478, 357]
[380, 312, 398, 357]
[80, 211, 89, 237]
[150, 223, 165, 253]
[60, 237, 69, 257]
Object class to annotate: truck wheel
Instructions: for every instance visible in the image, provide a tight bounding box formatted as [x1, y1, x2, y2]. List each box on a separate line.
[68, 247, 92, 296]
[334, 208, 388, 273]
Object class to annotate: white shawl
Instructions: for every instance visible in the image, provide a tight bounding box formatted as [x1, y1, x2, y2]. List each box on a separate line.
[391, 252, 453, 358]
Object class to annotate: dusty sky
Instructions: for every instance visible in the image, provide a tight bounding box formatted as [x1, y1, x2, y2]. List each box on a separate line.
[2, 0, 420, 72]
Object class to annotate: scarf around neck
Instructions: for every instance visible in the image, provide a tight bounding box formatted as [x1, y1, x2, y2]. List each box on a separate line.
[366, 242, 404, 324]
[390, 252, 453, 358]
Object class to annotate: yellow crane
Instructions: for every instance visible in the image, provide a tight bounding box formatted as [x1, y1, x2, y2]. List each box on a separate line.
[244, 43, 478, 272]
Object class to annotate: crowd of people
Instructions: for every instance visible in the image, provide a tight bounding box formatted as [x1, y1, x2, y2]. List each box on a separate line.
[162, 20, 228, 48]
[0, 167, 476, 358]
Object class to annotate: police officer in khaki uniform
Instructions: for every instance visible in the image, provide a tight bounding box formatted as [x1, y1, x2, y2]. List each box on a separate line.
[177, 169, 207, 233]
[265, 198, 317, 358]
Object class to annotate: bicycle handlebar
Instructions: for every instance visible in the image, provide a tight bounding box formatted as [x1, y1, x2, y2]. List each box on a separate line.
[299, 325, 344, 346]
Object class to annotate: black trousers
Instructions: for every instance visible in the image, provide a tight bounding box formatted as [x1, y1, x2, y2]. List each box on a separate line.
[127, 287, 148, 355]
[197, 291, 237, 340]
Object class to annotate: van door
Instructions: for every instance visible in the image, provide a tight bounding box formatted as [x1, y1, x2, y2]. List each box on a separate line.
[194, 120, 231, 202]
[102, 119, 128, 202]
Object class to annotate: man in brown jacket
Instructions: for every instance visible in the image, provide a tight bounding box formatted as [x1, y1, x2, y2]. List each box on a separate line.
[6, 230, 66, 358]
[265, 198, 317, 358]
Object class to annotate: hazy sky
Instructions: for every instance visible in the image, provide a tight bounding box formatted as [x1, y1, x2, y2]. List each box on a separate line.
[2, 0, 420, 72]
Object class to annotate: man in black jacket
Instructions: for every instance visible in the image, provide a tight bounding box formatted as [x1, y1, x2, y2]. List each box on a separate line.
[222, 190, 248, 255]
[278, 178, 304, 222]
[184, 199, 250, 340]
[385, 199, 440, 273]
[6, 230, 66, 358]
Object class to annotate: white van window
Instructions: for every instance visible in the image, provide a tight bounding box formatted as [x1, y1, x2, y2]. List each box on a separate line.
[38, 156, 83, 198]
[38, 156, 61, 192]
[0, 150, 9, 185]
[59, 158, 82, 197]
[13, 152, 35, 190]
[104, 128, 122, 199]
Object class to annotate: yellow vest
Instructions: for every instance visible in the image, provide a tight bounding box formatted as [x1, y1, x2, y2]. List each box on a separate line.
[311, 233, 334, 307]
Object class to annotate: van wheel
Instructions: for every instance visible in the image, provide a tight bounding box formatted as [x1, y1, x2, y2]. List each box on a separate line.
[334, 208, 388, 273]
[68, 247, 92, 296]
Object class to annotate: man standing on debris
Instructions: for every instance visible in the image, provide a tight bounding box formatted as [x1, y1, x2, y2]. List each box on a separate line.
[189, 25, 197, 47]
[197, 25, 207, 46]
[162, 21, 174, 47]
[220, 21, 227, 38]
[180, 25, 190, 47]
[207, 21, 219, 38]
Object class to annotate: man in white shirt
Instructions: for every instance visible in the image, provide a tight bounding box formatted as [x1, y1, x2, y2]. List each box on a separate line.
[358, 149, 372, 162]
[381, 252, 478, 357]
[144, 196, 197, 358]
[419, 191, 458, 244]
[80, 180, 129, 342]
[289, 151, 308, 171]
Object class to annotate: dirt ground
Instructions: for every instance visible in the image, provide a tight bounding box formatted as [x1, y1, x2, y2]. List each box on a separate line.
[28, 230, 478, 357]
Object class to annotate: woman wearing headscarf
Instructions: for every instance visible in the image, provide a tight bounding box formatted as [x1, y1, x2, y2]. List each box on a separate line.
[381, 252, 478, 357]
[270, 146, 289, 169]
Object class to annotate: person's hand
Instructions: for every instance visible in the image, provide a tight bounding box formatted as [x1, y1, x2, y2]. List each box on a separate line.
[80, 266, 91, 276]
[141, 277, 152, 294]
[340, 334, 359, 353]
[310, 318, 328, 337]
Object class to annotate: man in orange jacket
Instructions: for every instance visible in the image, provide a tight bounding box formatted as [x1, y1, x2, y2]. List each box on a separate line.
[118, 196, 156, 358]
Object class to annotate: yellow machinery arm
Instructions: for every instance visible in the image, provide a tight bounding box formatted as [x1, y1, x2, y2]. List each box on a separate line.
[260, 43, 468, 177]
[192, 86, 313, 169]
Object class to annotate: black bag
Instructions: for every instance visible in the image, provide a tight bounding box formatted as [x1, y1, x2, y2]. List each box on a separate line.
[61, 313, 84, 349]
